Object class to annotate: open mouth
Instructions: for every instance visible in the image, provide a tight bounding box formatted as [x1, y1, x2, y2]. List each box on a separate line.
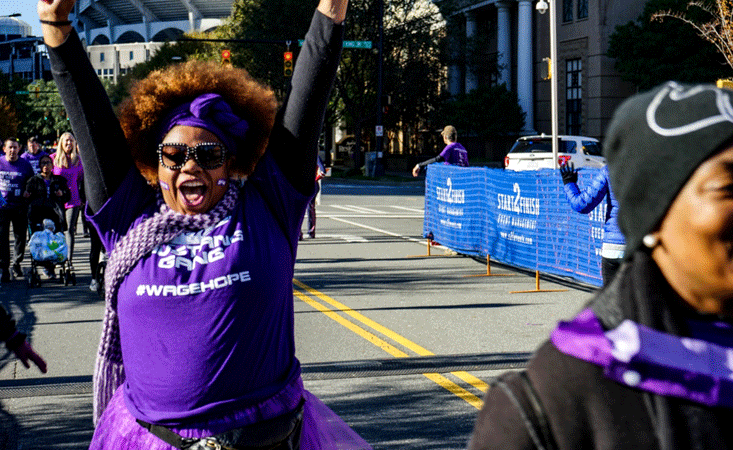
[178, 180, 207, 207]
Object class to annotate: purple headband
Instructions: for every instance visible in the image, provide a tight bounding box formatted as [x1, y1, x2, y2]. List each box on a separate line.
[159, 93, 249, 155]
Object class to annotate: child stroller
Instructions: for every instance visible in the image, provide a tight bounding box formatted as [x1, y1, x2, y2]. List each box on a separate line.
[27, 204, 76, 287]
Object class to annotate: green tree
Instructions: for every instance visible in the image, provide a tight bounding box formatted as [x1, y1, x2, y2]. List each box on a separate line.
[20, 80, 68, 140]
[333, 0, 446, 159]
[608, 0, 731, 90]
[440, 85, 525, 141]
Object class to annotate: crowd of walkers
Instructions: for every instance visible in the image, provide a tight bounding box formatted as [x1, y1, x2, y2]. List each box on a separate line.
[0, 135, 102, 290]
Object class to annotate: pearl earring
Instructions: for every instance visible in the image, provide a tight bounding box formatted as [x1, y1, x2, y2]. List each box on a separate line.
[642, 234, 658, 248]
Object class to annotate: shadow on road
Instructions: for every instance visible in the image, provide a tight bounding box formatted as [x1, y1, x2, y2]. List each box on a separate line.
[319, 380, 476, 450]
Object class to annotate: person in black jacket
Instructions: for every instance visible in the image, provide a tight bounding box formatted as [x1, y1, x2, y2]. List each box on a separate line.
[468, 81, 733, 450]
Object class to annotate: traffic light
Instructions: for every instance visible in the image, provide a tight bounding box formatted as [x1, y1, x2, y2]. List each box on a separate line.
[283, 51, 293, 77]
[542, 57, 552, 80]
[221, 49, 232, 66]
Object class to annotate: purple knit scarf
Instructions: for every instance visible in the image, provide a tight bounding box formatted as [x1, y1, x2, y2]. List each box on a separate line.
[93, 183, 239, 425]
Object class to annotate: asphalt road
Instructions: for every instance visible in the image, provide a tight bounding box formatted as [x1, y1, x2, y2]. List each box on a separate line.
[0, 177, 595, 449]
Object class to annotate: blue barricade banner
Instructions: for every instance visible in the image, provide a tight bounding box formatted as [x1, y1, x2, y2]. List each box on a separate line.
[422, 164, 486, 256]
[423, 165, 606, 287]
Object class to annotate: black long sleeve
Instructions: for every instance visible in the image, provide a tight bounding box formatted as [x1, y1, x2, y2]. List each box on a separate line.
[47, 30, 132, 214]
[269, 11, 344, 194]
[418, 155, 446, 168]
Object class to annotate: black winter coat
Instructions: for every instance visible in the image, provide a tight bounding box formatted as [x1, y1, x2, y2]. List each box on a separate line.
[468, 252, 733, 450]
[25, 174, 71, 232]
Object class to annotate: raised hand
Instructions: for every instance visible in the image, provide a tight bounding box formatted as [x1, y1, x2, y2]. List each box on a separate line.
[560, 162, 578, 185]
[317, 0, 348, 24]
[38, 0, 76, 47]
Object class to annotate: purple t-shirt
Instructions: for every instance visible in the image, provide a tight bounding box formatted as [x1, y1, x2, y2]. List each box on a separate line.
[51, 153, 83, 208]
[440, 142, 469, 167]
[0, 156, 33, 209]
[90, 152, 312, 425]
[21, 150, 49, 174]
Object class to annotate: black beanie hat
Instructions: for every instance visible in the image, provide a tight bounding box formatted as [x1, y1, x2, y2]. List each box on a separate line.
[604, 81, 733, 256]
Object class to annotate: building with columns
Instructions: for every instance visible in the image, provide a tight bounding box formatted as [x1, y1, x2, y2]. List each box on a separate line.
[437, 0, 644, 140]
[68, 0, 233, 82]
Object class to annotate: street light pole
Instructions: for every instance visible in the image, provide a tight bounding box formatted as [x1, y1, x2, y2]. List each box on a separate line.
[374, 0, 384, 178]
[549, 0, 559, 169]
[536, 0, 559, 169]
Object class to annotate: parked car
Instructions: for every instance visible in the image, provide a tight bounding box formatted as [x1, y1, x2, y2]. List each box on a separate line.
[504, 134, 605, 171]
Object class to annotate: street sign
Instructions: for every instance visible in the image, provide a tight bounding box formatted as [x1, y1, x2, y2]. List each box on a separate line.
[298, 40, 372, 49]
[344, 40, 372, 49]
[14, 90, 28, 95]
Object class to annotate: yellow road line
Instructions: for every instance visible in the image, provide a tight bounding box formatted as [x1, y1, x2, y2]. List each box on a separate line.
[294, 291, 409, 358]
[423, 373, 484, 410]
[293, 279, 433, 356]
[293, 280, 485, 409]
[451, 371, 490, 393]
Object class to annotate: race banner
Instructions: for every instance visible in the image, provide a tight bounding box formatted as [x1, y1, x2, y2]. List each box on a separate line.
[423, 164, 486, 256]
[423, 165, 606, 286]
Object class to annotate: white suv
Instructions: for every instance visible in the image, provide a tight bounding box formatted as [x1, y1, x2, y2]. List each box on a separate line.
[504, 134, 605, 171]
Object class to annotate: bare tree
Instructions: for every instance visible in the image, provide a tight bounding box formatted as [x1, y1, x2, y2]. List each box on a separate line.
[652, 0, 733, 70]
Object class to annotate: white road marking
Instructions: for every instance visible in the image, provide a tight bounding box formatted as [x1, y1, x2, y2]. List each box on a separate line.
[320, 214, 423, 219]
[313, 234, 369, 243]
[389, 205, 424, 213]
[332, 205, 388, 214]
[327, 217, 426, 245]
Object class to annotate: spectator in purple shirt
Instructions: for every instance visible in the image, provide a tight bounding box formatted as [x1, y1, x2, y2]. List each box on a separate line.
[21, 135, 49, 174]
[0, 138, 34, 282]
[412, 125, 469, 177]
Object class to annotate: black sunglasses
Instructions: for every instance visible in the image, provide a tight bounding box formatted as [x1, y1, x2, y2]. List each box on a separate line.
[157, 142, 227, 170]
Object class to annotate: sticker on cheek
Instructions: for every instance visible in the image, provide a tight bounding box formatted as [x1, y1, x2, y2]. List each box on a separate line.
[217, 179, 227, 186]
[159, 181, 170, 190]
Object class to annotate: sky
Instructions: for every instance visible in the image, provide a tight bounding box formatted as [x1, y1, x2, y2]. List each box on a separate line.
[2, 1, 43, 37]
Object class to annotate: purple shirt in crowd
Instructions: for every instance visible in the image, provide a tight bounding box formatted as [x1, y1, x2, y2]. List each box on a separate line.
[440, 142, 469, 167]
[0, 156, 33, 209]
[51, 153, 83, 208]
[90, 152, 312, 425]
[21, 150, 50, 174]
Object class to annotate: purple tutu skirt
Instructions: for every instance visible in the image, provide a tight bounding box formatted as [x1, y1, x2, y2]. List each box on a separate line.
[89, 383, 372, 449]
